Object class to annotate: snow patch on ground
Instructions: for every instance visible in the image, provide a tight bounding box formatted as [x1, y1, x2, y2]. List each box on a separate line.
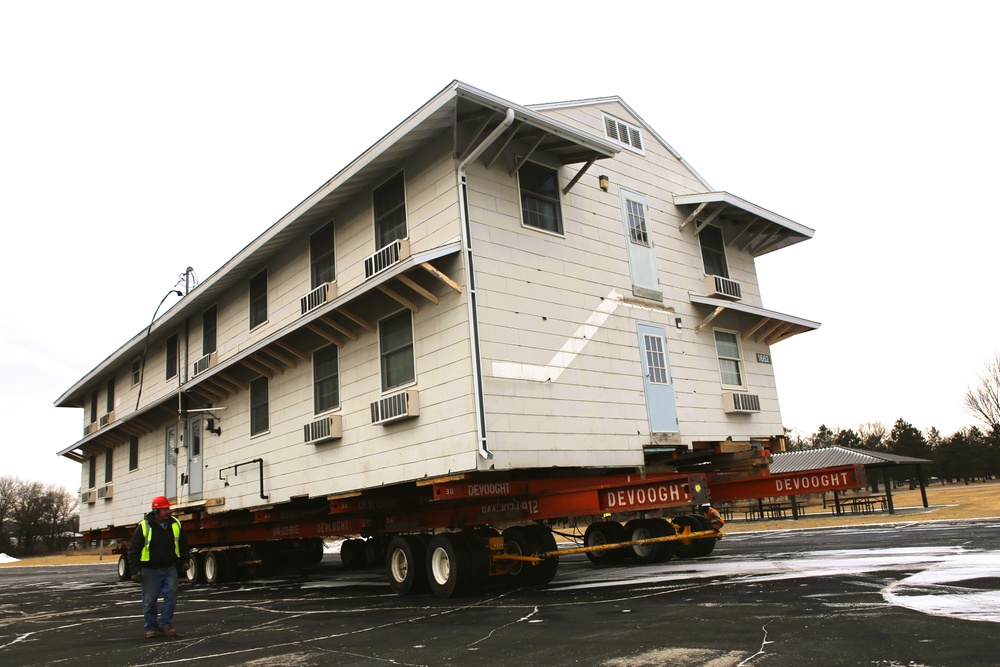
[0, 553, 20, 564]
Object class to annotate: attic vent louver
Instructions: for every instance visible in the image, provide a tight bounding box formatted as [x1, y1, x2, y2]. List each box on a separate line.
[604, 115, 644, 153]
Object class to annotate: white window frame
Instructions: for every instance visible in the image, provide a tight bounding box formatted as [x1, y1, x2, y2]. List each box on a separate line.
[378, 309, 416, 393]
[713, 328, 746, 389]
[249, 268, 268, 331]
[620, 189, 651, 247]
[699, 224, 730, 279]
[373, 170, 408, 250]
[516, 161, 565, 237]
[312, 343, 340, 415]
[310, 221, 337, 289]
[603, 114, 645, 155]
[249, 376, 270, 437]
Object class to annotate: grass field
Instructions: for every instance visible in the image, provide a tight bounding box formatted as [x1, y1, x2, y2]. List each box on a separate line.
[3, 481, 998, 567]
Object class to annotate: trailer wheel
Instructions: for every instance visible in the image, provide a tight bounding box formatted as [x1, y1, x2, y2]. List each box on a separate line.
[386, 535, 429, 595]
[672, 515, 715, 559]
[460, 531, 491, 594]
[523, 525, 558, 585]
[501, 526, 543, 586]
[583, 521, 627, 566]
[689, 514, 717, 557]
[340, 539, 365, 569]
[647, 518, 677, 562]
[184, 552, 204, 584]
[304, 538, 325, 564]
[117, 554, 131, 581]
[426, 533, 473, 598]
[625, 519, 673, 565]
[203, 551, 226, 585]
[364, 536, 386, 568]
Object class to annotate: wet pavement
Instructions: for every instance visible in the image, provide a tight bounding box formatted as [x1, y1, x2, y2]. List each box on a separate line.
[1, 518, 999, 666]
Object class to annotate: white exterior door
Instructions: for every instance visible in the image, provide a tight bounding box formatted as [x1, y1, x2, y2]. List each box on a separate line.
[637, 323, 678, 433]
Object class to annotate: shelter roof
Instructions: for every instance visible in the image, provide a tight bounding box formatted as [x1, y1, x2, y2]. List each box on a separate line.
[769, 446, 932, 474]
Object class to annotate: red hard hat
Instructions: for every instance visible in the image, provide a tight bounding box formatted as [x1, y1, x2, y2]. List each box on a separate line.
[151, 495, 171, 509]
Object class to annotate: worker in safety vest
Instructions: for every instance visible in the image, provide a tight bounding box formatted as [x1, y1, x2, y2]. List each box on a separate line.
[127, 496, 189, 639]
[700, 503, 725, 531]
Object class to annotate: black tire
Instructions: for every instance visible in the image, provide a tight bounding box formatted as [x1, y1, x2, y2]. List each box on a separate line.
[243, 544, 270, 578]
[523, 525, 558, 584]
[625, 518, 673, 565]
[460, 531, 491, 594]
[673, 515, 715, 559]
[646, 518, 677, 562]
[203, 551, 226, 584]
[426, 533, 473, 598]
[117, 554, 131, 581]
[689, 514, 717, 557]
[583, 521, 628, 566]
[364, 536, 386, 568]
[184, 552, 203, 584]
[386, 535, 429, 595]
[501, 526, 543, 586]
[340, 539, 366, 569]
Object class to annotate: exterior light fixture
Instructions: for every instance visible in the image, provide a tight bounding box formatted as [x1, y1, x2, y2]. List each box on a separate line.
[599, 174, 609, 191]
[675, 317, 683, 330]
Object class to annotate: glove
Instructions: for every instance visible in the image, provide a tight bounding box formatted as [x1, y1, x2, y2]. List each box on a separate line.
[132, 573, 141, 582]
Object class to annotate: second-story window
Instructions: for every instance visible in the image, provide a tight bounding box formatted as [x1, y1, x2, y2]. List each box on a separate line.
[714, 329, 744, 388]
[90, 390, 98, 425]
[104, 447, 113, 483]
[518, 162, 563, 234]
[131, 359, 141, 387]
[202, 305, 217, 355]
[88, 456, 96, 489]
[313, 344, 339, 414]
[106, 377, 115, 414]
[129, 435, 139, 471]
[166, 334, 178, 380]
[310, 222, 336, 288]
[700, 225, 729, 278]
[249, 269, 268, 330]
[250, 376, 269, 436]
[379, 310, 415, 391]
[373, 172, 407, 250]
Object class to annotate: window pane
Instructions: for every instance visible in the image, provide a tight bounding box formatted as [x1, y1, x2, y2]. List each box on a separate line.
[166, 335, 178, 380]
[719, 359, 742, 386]
[250, 377, 269, 435]
[643, 334, 668, 384]
[626, 199, 648, 245]
[314, 345, 340, 413]
[714, 331, 743, 386]
[203, 306, 217, 355]
[104, 448, 113, 483]
[249, 270, 268, 329]
[700, 226, 728, 278]
[519, 163, 562, 234]
[380, 311, 414, 391]
[374, 173, 407, 248]
[129, 435, 139, 471]
[106, 377, 115, 413]
[311, 223, 336, 287]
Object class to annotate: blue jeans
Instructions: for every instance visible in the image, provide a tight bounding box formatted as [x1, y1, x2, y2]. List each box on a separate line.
[141, 565, 178, 630]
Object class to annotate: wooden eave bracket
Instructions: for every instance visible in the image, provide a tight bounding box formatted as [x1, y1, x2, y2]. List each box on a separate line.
[695, 306, 726, 333]
[338, 307, 376, 333]
[562, 157, 597, 195]
[420, 262, 462, 293]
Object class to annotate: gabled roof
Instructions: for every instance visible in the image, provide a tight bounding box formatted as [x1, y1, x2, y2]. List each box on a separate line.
[770, 446, 932, 474]
[56, 81, 620, 408]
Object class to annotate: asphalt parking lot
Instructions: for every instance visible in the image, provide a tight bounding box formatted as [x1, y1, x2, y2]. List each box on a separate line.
[2, 518, 999, 666]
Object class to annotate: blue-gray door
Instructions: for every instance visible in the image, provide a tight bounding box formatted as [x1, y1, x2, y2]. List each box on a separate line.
[620, 190, 659, 294]
[165, 424, 177, 501]
[187, 418, 203, 500]
[637, 323, 678, 432]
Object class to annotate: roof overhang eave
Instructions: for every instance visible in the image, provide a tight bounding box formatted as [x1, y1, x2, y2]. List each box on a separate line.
[690, 294, 820, 344]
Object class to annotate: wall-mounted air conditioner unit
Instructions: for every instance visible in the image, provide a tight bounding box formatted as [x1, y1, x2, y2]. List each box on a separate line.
[364, 239, 410, 280]
[97, 483, 114, 500]
[300, 281, 338, 315]
[193, 352, 218, 376]
[723, 392, 761, 414]
[84, 422, 98, 436]
[370, 389, 419, 425]
[704, 274, 742, 300]
[303, 415, 343, 444]
[99, 411, 115, 428]
[81, 489, 96, 504]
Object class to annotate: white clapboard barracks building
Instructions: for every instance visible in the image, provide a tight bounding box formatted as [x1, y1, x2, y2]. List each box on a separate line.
[56, 81, 818, 532]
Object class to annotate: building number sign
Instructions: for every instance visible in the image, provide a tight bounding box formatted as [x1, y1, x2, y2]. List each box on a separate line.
[756, 353, 772, 364]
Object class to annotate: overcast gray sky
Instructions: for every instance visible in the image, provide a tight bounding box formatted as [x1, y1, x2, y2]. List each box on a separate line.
[3, 1, 998, 492]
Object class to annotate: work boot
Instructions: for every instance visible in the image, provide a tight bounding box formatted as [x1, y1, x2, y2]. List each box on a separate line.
[160, 625, 177, 636]
[146, 628, 159, 639]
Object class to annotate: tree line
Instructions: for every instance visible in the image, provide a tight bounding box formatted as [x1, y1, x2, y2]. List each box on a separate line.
[0, 476, 78, 557]
[784, 354, 1000, 485]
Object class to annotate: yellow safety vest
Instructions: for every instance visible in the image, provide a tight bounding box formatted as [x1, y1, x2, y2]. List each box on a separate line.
[139, 517, 181, 561]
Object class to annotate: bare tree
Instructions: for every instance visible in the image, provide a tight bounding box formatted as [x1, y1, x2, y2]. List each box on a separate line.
[40, 485, 78, 552]
[0, 475, 16, 551]
[964, 354, 1000, 434]
[858, 422, 888, 451]
[11, 480, 46, 556]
